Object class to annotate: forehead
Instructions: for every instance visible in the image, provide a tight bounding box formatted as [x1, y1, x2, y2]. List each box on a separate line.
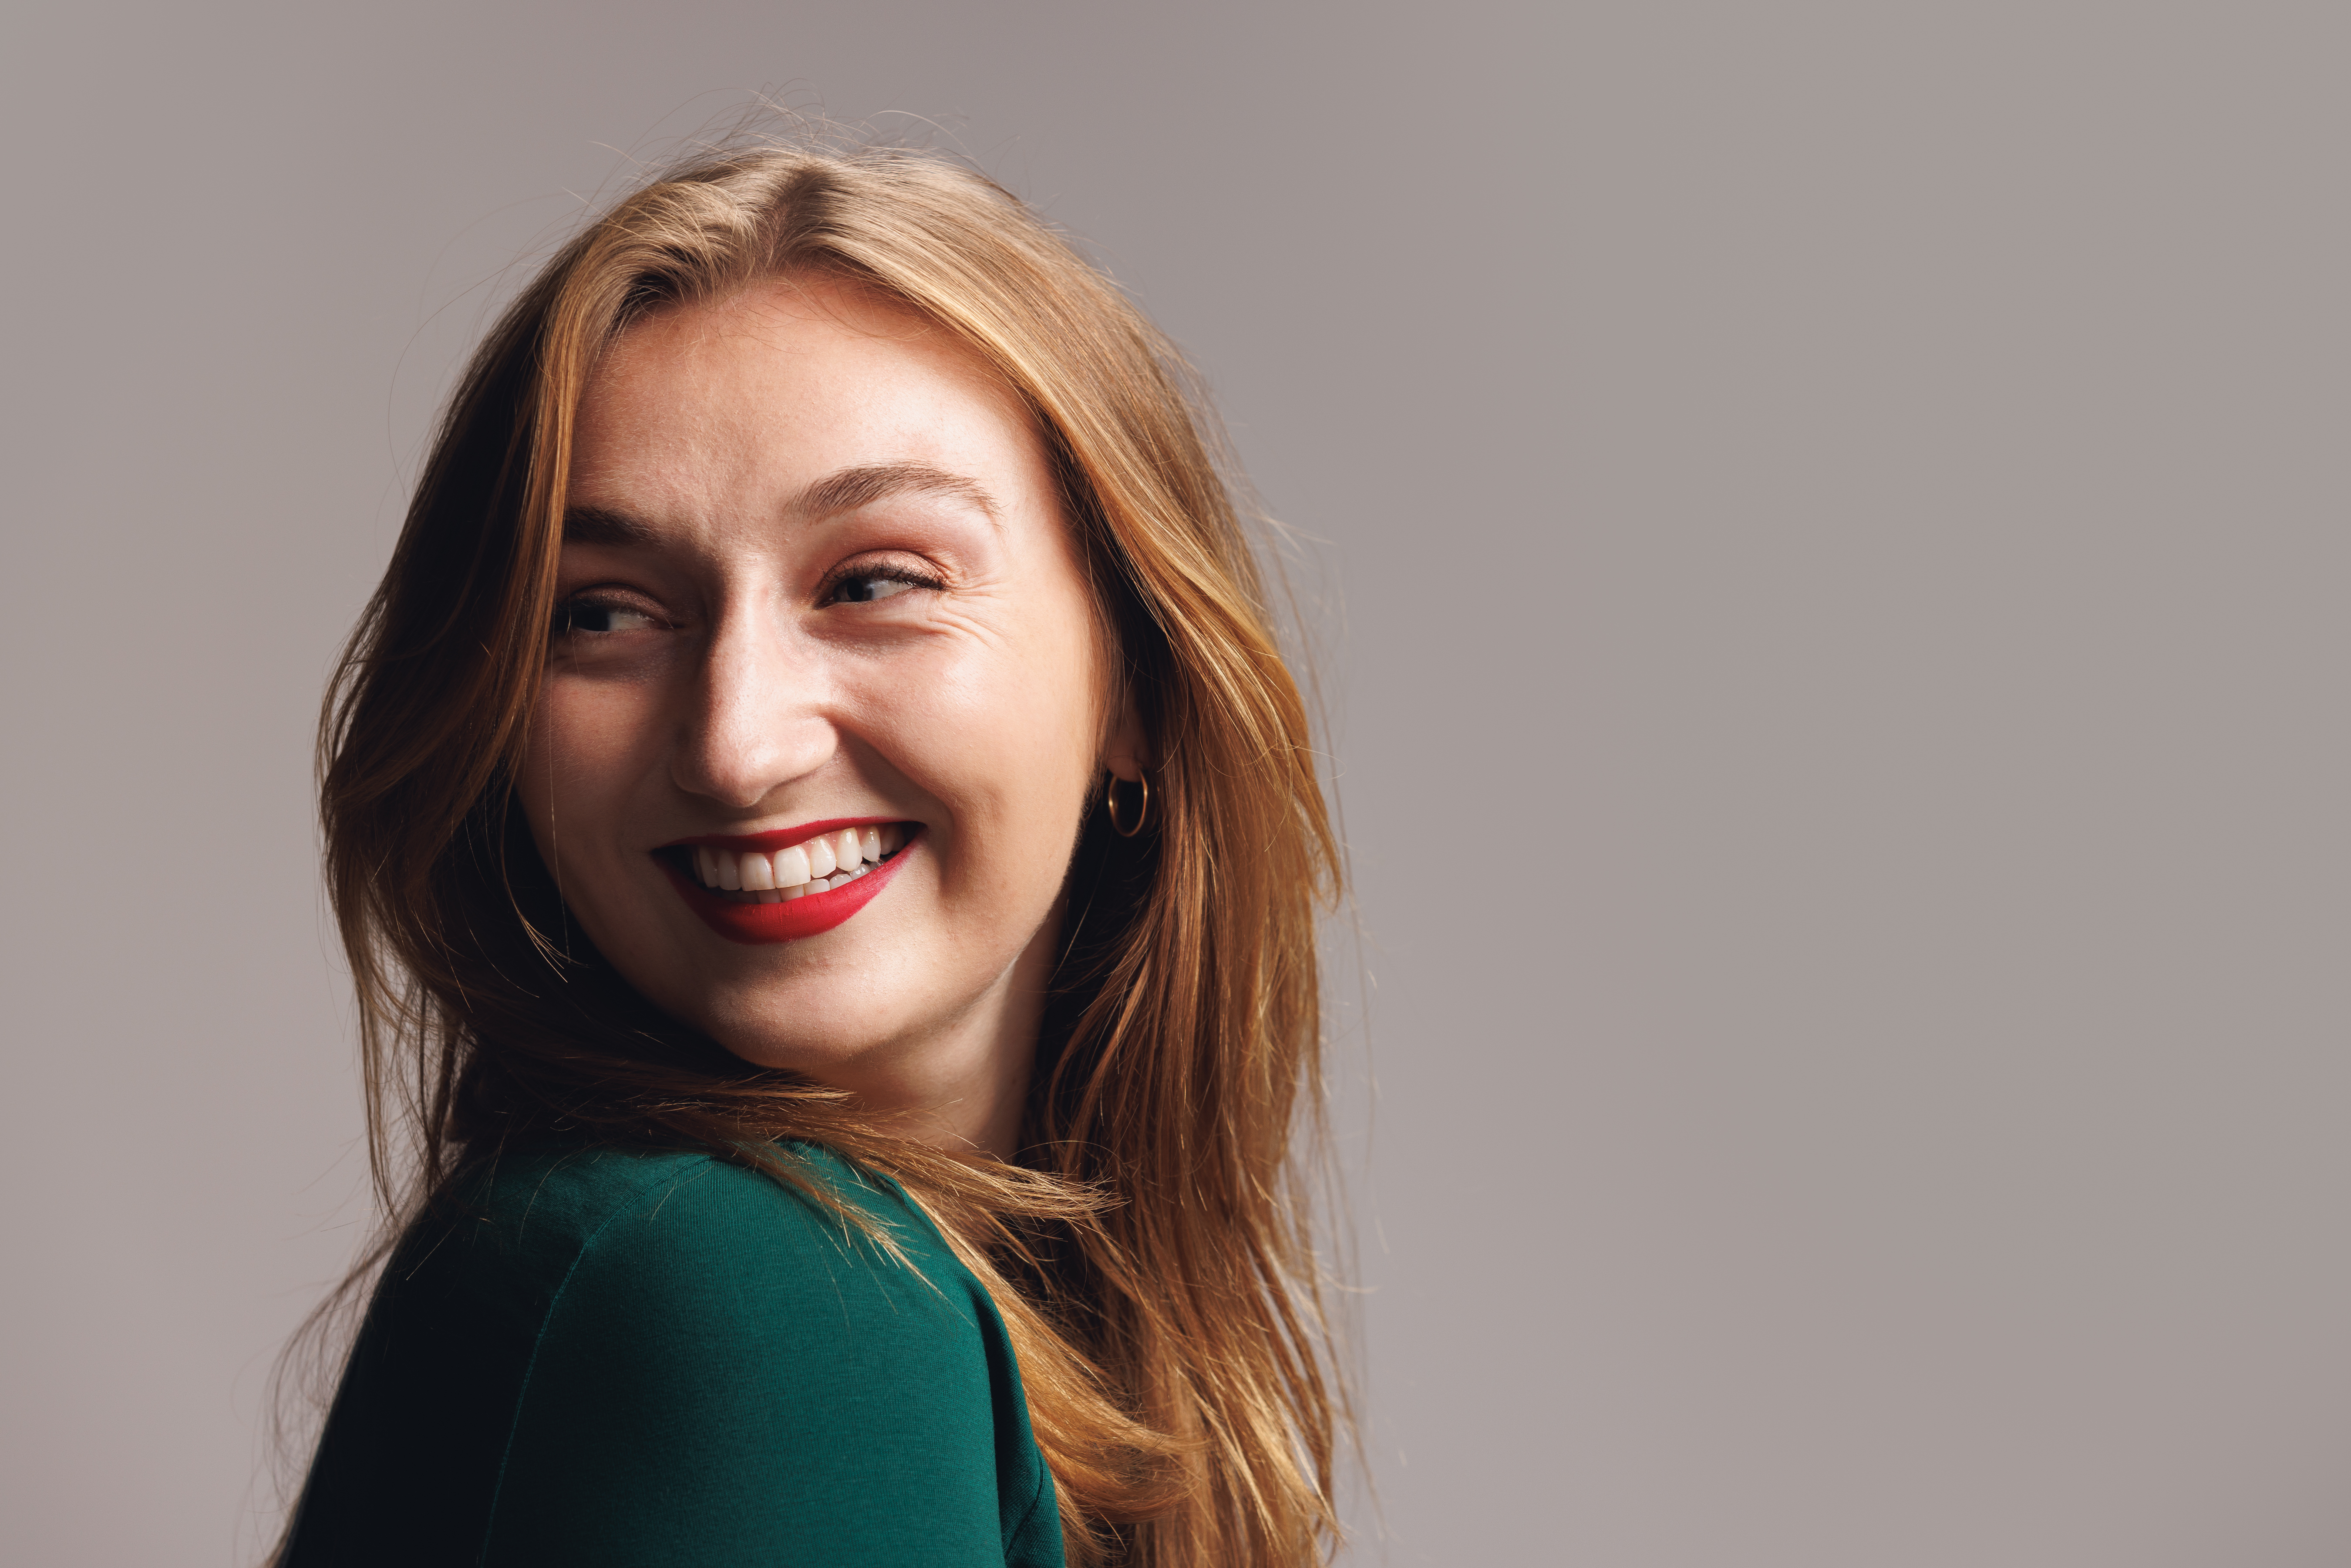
[569, 280, 1045, 514]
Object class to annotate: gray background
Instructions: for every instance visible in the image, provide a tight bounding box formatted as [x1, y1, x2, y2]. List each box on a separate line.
[4, 3, 2346, 1564]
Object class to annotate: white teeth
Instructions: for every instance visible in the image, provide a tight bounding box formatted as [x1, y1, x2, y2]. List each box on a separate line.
[692, 824, 907, 899]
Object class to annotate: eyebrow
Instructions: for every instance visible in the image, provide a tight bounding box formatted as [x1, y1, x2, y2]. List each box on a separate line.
[561, 505, 665, 546]
[791, 461, 1000, 523]
[561, 461, 1000, 544]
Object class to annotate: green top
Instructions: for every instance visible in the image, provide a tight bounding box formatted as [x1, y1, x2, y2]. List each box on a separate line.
[284, 1141, 1064, 1567]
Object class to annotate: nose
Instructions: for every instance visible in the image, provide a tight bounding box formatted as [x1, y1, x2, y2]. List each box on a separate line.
[668, 599, 837, 810]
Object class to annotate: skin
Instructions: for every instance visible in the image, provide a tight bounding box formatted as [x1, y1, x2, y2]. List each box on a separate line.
[519, 279, 1146, 1160]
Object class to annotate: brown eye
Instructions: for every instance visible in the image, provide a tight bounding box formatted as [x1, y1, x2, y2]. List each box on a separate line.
[826, 565, 940, 605]
[555, 600, 658, 635]
[831, 575, 918, 604]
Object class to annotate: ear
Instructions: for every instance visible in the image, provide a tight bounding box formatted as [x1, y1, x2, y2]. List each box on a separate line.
[1102, 687, 1152, 783]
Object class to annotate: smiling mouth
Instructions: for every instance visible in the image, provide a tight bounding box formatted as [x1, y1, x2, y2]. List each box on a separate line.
[657, 823, 913, 904]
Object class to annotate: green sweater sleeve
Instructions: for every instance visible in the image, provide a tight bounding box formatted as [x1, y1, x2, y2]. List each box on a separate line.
[285, 1143, 1064, 1568]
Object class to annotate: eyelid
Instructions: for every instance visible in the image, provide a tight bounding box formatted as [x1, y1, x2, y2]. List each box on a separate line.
[820, 555, 949, 597]
[557, 582, 670, 610]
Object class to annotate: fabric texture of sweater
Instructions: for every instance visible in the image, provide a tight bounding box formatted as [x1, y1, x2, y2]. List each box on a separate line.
[283, 1139, 1064, 1567]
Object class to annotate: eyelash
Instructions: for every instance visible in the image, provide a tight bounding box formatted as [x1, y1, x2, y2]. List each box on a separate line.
[819, 562, 946, 603]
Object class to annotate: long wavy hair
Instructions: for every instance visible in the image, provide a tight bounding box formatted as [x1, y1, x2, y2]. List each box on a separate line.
[303, 135, 1344, 1566]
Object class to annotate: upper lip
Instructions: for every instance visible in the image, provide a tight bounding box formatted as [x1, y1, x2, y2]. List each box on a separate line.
[657, 816, 912, 854]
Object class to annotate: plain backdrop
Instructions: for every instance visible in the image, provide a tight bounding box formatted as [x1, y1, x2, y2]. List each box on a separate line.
[4, 3, 2348, 1564]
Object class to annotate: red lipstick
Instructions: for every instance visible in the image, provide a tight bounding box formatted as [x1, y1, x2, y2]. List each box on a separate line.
[657, 820, 920, 945]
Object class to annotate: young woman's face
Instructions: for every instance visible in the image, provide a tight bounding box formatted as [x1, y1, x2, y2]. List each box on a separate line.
[520, 280, 1132, 1145]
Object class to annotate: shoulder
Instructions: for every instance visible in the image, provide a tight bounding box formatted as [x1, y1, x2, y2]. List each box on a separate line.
[438, 1140, 969, 1328]
[460, 1139, 870, 1245]
[461, 1144, 1027, 1564]
[432, 1138, 991, 1366]
[299, 1145, 1054, 1567]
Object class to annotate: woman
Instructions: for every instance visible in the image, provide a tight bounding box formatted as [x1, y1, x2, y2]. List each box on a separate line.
[280, 136, 1344, 1567]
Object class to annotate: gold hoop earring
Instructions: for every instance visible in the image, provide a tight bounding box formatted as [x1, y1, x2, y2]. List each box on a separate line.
[1106, 771, 1150, 838]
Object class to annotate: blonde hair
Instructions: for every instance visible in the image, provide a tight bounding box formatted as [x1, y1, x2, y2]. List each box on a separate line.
[316, 135, 1345, 1566]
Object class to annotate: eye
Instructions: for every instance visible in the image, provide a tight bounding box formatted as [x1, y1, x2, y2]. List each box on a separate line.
[825, 565, 940, 605]
[832, 575, 915, 604]
[554, 598, 660, 636]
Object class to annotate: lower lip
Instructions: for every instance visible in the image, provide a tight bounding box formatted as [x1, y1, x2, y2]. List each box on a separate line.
[660, 838, 917, 945]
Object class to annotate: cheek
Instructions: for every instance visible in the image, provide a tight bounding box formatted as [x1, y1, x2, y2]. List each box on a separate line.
[520, 676, 670, 846]
[862, 628, 1103, 870]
